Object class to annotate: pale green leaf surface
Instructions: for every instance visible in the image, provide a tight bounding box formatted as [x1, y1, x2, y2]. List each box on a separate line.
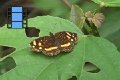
[79, 36, 120, 80]
[0, 16, 120, 80]
[92, 0, 120, 7]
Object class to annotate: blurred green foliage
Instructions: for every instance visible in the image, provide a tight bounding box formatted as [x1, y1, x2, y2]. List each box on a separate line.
[34, 0, 80, 18]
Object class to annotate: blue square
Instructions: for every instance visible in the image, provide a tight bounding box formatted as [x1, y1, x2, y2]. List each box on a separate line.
[12, 7, 22, 12]
[12, 13, 22, 21]
[12, 22, 22, 28]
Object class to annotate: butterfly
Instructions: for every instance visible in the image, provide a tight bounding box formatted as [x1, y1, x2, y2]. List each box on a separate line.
[30, 31, 78, 56]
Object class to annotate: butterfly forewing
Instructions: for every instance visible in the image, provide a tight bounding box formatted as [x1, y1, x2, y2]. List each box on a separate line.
[55, 31, 75, 52]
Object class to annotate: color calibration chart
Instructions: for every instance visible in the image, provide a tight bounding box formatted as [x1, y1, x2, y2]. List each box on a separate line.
[7, 7, 27, 29]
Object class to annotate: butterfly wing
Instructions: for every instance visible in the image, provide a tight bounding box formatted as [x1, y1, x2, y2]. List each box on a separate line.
[55, 31, 75, 52]
[30, 35, 60, 56]
[40, 36, 60, 56]
[30, 31, 78, 56]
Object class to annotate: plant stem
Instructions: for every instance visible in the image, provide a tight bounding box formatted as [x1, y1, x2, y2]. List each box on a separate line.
[62, 0, 72, 8]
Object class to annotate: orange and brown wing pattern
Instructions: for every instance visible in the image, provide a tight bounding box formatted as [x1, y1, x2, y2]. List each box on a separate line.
[55, 31, 77, 52]
[30, 37, 43, 52]
[40, 35, 60, 56]
[30, 31, 78, 56]
[30, 35, 60, 56]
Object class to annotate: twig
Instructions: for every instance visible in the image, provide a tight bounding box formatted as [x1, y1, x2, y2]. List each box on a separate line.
[62, 0, 72, 8]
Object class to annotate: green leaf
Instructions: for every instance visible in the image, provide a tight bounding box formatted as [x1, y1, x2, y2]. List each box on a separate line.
[79, 36, 120, 80]
[0, 16, 120, 80]
[70, 5, 85, 29]
[0, 16, 83, 80]
[91, 0, 120, 7]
